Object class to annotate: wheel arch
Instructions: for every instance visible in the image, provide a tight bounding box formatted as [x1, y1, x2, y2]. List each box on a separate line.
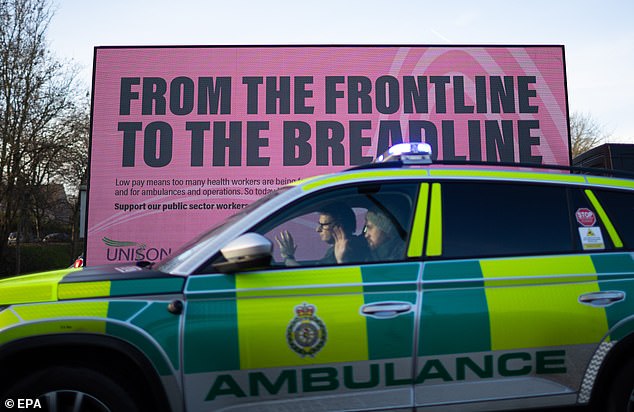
[590, 332, 634, 407]
[0, 333, 176, 412]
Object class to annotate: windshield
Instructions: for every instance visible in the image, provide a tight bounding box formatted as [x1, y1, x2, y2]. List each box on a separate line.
[155, 187, 290, 273]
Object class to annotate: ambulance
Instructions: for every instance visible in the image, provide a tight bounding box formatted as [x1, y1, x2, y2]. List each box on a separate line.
[1, 143, 633, 411]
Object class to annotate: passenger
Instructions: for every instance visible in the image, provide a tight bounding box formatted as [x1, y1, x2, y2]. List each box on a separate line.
[364, 207, 407, 261]
[276, 203, 368, 265]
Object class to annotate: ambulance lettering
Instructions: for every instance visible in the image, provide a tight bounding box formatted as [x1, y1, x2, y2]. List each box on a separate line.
[205, 350, 566, 400]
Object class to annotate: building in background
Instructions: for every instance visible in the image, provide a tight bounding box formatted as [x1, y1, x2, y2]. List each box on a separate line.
[573, 143, 634, 173]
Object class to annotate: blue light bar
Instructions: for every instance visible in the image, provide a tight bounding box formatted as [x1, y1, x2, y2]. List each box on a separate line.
[375, 142, 433, 164]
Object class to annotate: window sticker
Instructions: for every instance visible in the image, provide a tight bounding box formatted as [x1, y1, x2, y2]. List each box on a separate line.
[579, 227, 605, 250]
[576, 208, 597, 227]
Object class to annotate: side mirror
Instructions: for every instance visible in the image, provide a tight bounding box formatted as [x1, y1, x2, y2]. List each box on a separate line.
[213, 233, 272, 274]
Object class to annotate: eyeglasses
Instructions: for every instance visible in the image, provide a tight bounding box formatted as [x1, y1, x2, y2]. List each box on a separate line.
[317, 221, 334, 230]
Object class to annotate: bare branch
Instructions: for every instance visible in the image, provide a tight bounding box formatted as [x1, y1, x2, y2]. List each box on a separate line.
[0, 0, 89, 274]
[570, 111, 611, 158]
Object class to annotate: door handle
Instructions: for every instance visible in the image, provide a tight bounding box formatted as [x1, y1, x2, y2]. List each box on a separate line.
[361, 302, 412, 318]
[579, 291, 625, 307]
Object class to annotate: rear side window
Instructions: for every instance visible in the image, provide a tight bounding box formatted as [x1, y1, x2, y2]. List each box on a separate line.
[441, 182, 574, 258]
[593, 189, 634, 249]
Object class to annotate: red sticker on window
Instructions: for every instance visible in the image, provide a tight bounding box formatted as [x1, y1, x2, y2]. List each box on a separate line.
[576, 208, 596, 227]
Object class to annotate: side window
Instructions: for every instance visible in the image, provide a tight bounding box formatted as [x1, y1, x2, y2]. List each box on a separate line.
[592, 189, 634, 249]
[440, 182, 575, 258]
[253, 183, 418, 266]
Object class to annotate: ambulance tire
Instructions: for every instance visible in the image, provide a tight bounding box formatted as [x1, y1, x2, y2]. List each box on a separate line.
[4, 366, 141, 412]
[605, 357, 634, 412]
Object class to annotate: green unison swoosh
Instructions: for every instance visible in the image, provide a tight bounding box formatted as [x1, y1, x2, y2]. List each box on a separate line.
[102, 237, 146, 249]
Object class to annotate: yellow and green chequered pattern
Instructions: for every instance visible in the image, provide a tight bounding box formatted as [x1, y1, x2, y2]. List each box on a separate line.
[182, 253, 634, 373]
[183, 263, 420, 373]
[420, 253, 634, 355]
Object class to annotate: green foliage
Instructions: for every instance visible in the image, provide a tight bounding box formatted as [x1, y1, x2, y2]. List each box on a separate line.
[1, 243, 72, 277]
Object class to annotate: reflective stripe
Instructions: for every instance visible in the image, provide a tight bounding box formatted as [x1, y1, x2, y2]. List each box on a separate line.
[426, 183, 442, 257]
[236, 268, 364, 298]
[0, 309, 19, 329]
[288, 176, 314, 186]
[0, 269, 75, 304]
[302, 173, 383, 191]
[297, 168, 634, 193]
[481, 255, 599, 287]
[57, 278, 184, 300]
[13, 301, 110, 321]
[586, 176, 634, 190]
[430, 169, 586, 183]
[58, 281, 111, 300]
[578, 341, 615, 403]
[585, 189, 623, 248]
[407, 183, 429, 258]
[300, 170, 428, 191]
[1, 302, 109, 345]
[0, 320, 108, 346]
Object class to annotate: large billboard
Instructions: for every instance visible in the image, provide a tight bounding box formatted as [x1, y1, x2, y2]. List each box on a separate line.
[88, 45, 569, 265]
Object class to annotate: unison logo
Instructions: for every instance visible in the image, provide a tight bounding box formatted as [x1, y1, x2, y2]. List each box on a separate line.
[102, 237, 171, 262]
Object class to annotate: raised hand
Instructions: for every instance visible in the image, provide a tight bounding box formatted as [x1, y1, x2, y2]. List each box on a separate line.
[275, 230, 297, 260]
[332, 225, 350, 263]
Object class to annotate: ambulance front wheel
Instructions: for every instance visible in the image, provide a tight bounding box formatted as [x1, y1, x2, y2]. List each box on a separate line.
[4, 366, 141, 412]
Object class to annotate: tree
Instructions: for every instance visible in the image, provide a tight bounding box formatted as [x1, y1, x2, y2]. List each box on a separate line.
[570, 111, 611, 158]
[23, 92, 89, 238]
[53, 94, 90, 261]
[54, 93, 90, 201]
[0, 0, 88, 274]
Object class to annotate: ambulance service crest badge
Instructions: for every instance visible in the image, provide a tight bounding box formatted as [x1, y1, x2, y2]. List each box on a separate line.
[287, 303, 327, 357]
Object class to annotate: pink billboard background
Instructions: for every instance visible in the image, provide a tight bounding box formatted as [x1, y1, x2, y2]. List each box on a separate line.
[88, 46, 569, 265]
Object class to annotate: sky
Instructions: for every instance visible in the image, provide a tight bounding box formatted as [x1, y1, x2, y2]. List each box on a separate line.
[48, 0, 634, 144]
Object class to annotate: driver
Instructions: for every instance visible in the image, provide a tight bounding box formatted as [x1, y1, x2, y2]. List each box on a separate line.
[276, 202, 368, 266]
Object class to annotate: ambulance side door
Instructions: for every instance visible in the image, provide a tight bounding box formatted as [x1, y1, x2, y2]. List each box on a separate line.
[181, 182, 422, 411]
[415, 180, 628, 409]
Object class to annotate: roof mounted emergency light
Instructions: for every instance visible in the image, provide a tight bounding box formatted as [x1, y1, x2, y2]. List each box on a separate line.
[375, 142, 433, 165]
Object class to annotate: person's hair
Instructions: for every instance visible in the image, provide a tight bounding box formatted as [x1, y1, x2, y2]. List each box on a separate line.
[366, 200, 409, 240]
[319, 202, 356, 234]
[366, 209, 397, 237]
